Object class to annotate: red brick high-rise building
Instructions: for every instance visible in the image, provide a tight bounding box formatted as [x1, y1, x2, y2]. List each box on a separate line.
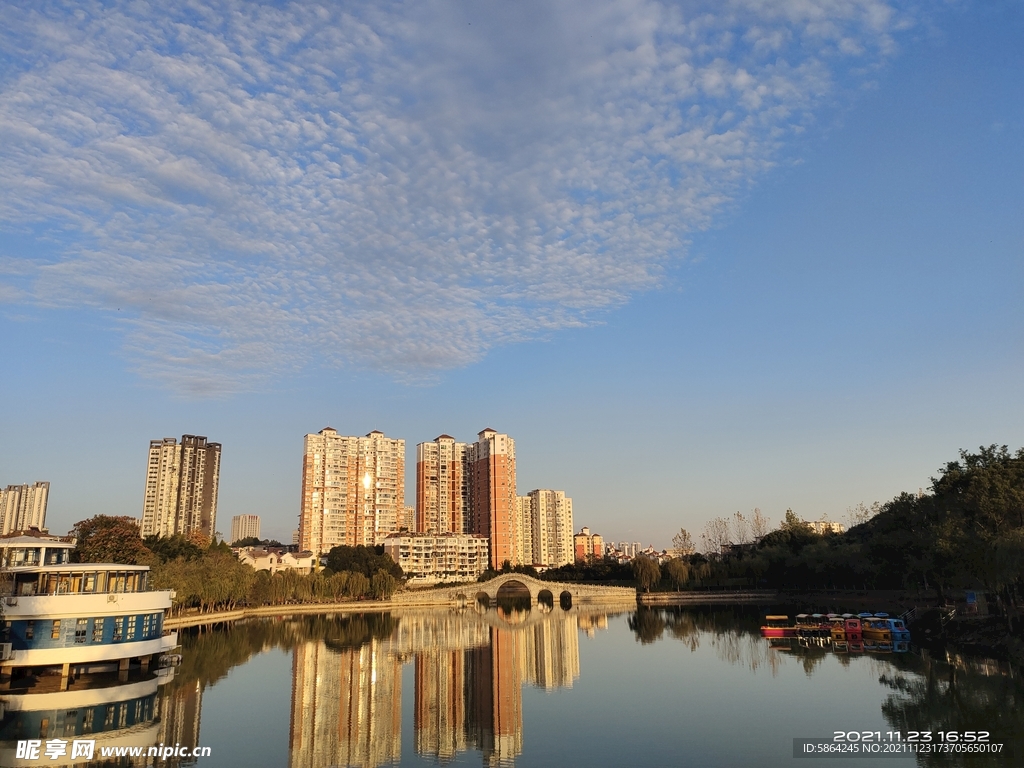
[468, 429, 519, 570]
[416, 435, 470, 535]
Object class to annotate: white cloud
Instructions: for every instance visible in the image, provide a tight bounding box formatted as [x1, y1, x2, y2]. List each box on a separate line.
[0, 0, 911, 394]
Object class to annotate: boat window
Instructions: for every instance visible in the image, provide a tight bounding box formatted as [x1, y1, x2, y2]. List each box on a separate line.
[71, 574, 83, 593]
[26, 620, 34, 640]
[75, 618, 87, 644]
[112, 617, 123, 642]
[51, 619, 61, 640]
[95, 572, 107, 593]
[127, 616, 137, 639]
[84, 573, 96, 592]
[92, 617, 104, 643]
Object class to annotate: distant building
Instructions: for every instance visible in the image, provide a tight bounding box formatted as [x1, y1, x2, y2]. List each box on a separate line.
[230, 514, 261, 543]
[401, 505, 416, 532]
[141, 435, 221, 541]
[516, 496, 533, 565]
[522, 490, 573, 568]
[573, 527, 603, 562]
[0, 481, 49, 536]
[236, 546, 315, 574]
[384, 533, 489, 583]
[807, 520, 845, 535]
[292, 529, 300, 546]
[299, 427, 405, 555]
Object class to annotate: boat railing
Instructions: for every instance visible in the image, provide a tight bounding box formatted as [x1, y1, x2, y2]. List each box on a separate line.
[899, 607, 918, 625]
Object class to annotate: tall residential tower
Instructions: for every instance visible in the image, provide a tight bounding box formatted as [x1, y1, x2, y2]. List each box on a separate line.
[468, 429, 519, 570]
[141, 436, 221, 541]
[299, 428, 405, 555]
[416, 435, 470, 535]
[0, 481, 49, 535]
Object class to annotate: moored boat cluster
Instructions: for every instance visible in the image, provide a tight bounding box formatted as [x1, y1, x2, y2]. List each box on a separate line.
[760, 613, 912, 653]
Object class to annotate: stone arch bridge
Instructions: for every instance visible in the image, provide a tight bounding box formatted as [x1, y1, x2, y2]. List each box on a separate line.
[468, 573, 635, 608]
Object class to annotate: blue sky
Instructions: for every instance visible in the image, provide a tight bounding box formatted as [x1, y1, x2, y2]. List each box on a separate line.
[1, 1, 1021, 546]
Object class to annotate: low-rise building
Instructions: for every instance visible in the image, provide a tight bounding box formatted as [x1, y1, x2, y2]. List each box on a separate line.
[383, 533, 489, 583]
[235, 546, 315, 574]
[573, 526, 604, 562]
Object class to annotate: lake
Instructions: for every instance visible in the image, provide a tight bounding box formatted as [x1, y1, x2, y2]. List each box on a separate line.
[2, 604, 1020, 767]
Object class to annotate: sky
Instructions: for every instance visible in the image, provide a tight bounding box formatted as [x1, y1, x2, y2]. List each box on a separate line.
[1, 0, 1022, 547]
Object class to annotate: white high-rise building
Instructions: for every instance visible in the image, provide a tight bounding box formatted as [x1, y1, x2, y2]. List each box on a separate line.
[140, 436, 221, 541]
[516, 496, 534, 566]
[525, 490, 574, 568]
[299, 427, 405, 555]
[0, 481, 49, 535]
[230, 514, 261, 543]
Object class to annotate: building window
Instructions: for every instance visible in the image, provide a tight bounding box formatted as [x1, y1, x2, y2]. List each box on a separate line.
[25, 620, 34, 640]
[75, 619, 87, 644]
[127, 616, 136, 639]
[92, 618, 104, 643]
[51, 620, 61, 640]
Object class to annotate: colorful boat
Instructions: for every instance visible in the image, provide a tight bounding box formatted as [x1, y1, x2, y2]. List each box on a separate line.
[862, 615, 893, 645]
[760, 615, 796, 638]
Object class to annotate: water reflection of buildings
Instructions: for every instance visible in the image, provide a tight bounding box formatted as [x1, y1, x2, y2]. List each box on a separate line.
[412, 611, 584, 767]
[289, 638, 402, 768]
[286, 609, 602, 768]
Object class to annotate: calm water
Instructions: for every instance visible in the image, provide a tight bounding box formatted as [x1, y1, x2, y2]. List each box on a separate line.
[2, 605, 1021, 767]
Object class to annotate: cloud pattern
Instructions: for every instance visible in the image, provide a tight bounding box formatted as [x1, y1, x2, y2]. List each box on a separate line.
[0, 0, 910, 393]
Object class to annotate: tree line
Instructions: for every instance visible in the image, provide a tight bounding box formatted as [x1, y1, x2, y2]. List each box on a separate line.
[70, 517, 401, 614]
[636, 446, 1024, 619]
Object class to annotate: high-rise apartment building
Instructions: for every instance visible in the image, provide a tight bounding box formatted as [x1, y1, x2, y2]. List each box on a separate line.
[468, 429, 519, 570]
[0, 481, 49, 535]
[525, 489, 574, 568]
[516, 496, 533, 566]
[416, 435, 470, 535]
[230, 514, 261, 543]
[299, 427, 405, 554]
[140, 436, 221, 541]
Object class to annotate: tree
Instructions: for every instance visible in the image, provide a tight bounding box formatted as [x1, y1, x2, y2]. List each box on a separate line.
[732, 512, 750, 545]
[632, 555, 661, 593]
[73, 516, 152, 564]
[750, 508, 771, 541]
[370, 569, 397, 600]
[664, 558, 690, 591]
[671, 528, 694, 556]
[231, 536, 263, 547]
[325, 545, 403, 579]
[845, 501, 881, 528]
[144, 534, 205, 562]
[700, 517, 730, 556]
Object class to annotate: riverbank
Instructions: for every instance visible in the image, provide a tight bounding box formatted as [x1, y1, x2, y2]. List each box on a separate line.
[638, 590, 777, 605]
